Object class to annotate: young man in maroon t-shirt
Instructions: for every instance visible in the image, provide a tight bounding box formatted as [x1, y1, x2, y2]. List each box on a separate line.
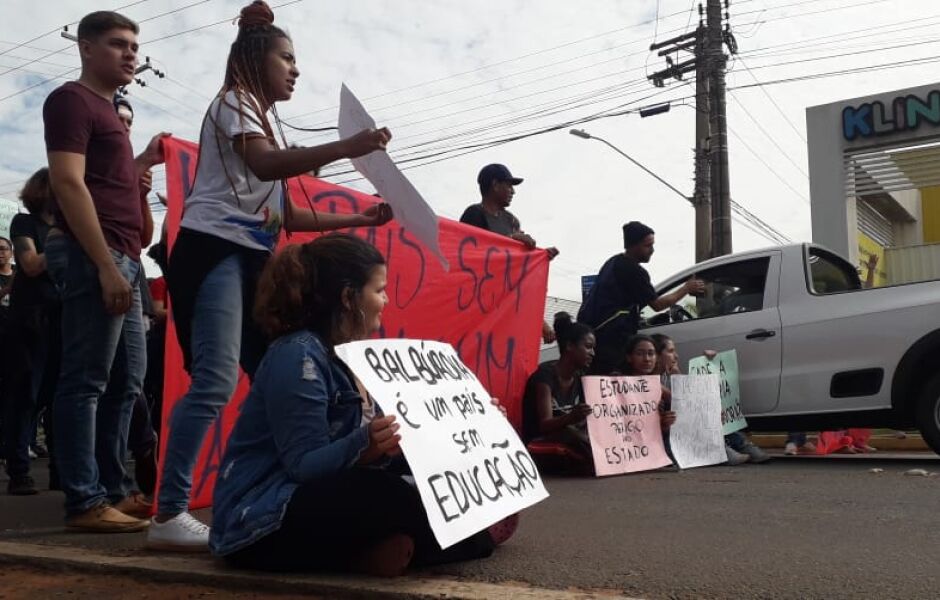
[43, 10, 165, 533]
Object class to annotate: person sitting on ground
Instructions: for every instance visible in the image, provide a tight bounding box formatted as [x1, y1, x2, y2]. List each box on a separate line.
[210, 234, 516, 576]
[784, 431, 816, 456]
[650, 334, 770, 465]
[521, 312, 594, 473]
[619, 335, 676, 432]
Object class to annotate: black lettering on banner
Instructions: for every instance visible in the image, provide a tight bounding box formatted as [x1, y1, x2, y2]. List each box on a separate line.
[309, 189, 362, 217]
[395, 228, 426, 309]
[178, 149, 195, 199]
[477, 247, 500, 314]
[502, 250, 532, 313]
[484, 334, 515, 404]
[456, 237, 479, 311]
[409, 345, 437, 385]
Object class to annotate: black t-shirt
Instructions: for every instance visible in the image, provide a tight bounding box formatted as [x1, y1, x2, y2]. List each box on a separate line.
[578, 253, 656, 336]
[9, 213, 58, 309]
[0, 270, 13, 320]
[459, 203, 520, 238]
[522, 361, 585, 442]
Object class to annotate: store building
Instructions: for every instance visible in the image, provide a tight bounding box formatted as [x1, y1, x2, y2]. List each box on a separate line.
[807, 81, 940, 285]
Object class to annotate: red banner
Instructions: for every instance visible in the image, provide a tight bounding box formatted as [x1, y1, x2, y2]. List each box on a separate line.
[158, 137, 550, 509]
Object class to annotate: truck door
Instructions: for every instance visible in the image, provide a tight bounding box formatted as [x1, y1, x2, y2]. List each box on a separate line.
[641, 253, 783, 415]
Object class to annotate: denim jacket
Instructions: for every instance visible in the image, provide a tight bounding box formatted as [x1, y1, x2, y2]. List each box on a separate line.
[209, 330, 371, 556]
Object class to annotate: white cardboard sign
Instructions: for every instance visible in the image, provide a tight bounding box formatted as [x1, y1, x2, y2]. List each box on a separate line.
[338, 84, 448, 270]
[667, 375, 727, 469]
[335, 339, 548, 549]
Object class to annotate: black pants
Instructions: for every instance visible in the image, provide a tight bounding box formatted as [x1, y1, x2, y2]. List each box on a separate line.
[2, 303, 60, 480]
[226, 468, 494, 572]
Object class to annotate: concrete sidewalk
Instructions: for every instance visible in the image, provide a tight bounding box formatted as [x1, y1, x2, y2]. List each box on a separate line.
[0, 459, 632, 600]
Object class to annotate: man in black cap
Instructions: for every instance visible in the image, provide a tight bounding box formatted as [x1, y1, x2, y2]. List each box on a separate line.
[461, 163, 559, 342]
[460, 163, 559, 257]
[578, 221, 704, 374]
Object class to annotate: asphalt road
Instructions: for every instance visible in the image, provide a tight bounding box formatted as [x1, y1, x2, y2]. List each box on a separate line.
[2, 456, 939, 599]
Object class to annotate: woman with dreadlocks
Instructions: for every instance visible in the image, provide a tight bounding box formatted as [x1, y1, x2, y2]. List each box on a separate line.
[150, 1, 394, 551]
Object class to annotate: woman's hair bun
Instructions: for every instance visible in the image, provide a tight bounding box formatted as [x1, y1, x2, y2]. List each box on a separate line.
[238, 1, 274, 29]
[553, 311, 573, 336]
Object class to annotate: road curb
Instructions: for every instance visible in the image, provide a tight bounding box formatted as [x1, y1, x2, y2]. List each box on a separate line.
[0, 540, 637, 600]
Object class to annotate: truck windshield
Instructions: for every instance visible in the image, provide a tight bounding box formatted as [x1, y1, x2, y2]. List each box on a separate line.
[807, 248, 862, 294]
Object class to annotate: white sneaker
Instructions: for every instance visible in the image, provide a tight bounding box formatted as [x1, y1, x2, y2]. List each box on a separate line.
[784, 442, 798, 456]
[742, 443, 772, 464]
[146, 512, 210, 552]
[725, 446, 750, 466]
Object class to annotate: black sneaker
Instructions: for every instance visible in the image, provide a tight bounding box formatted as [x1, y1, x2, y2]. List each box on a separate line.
[8, 475, 39, 496]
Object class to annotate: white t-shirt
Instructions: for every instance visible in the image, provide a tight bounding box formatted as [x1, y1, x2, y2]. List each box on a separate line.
[180, 91, 284, 252]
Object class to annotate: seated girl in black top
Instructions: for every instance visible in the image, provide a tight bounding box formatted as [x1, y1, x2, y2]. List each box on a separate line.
[522, 313, 595, 469]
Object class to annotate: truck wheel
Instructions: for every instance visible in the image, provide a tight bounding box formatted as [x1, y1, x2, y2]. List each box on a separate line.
[916, 373, 940, 455]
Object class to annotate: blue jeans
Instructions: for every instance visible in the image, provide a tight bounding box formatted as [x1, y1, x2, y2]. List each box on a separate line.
[786, 431, 807, 446]
[725, 431, 748, 452]
[158, 253, 258, 516]
[46, 234, 146, 516]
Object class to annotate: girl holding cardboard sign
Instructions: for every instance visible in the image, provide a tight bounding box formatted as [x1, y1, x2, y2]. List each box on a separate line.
[209, 234, 511, 576]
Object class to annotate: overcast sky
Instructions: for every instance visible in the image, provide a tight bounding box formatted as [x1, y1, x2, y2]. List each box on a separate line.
[1, 0, 937, 299]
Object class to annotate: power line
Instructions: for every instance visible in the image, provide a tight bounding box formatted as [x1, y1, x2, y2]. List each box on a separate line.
[734, 55, 805, 143]
[143, 0, 307, 45]
[0, 0, 149, 59]
[728, 90, 808, 178]
[281, 3, 704, 123]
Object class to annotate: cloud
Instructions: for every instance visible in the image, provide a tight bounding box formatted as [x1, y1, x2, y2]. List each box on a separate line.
[0, 0, 937, 296]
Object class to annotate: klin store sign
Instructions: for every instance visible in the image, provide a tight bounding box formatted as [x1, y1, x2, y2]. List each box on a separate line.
[843, 90, 940, 142]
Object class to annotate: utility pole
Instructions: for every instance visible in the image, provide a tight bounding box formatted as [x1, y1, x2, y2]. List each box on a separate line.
[693, 6, 712, 262]
[648, 2, 736, 259]
[706, 0, 733, 256]
[648, 10, 711, 261]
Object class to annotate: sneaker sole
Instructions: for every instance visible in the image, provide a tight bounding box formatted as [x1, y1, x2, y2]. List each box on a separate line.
[145, 540, 210, 553]
[66, 522, 150, 533]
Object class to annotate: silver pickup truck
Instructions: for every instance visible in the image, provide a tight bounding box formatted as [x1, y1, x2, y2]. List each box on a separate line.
[640, 243, 940, 455]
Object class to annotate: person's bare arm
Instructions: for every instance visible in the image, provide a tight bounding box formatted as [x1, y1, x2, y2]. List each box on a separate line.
[13, 237, 45, 277]
[535, 382, 591, 436]
[283, 197, 393, 233]
[234, 128, 391, 183]
[649, 277, 705, 312]
[139, 170, 154, 247]
[152, 298, 168, 322]
[48, 151, 131, 314]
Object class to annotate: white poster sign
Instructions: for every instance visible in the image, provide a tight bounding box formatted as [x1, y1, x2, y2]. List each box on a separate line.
[667, 375, 727, 469]
[338, 85, 448, 269]
[335, 339, 548, 549]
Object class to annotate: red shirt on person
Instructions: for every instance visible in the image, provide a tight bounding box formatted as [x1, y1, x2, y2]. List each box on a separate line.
[43, 81, 142, 260]
[149, 276, 166, 305]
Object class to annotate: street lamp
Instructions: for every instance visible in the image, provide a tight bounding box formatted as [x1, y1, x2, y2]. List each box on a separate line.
[568, 128, 692, 205]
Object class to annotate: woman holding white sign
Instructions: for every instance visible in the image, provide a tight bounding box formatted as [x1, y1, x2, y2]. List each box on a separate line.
[209, 234, 502, 576]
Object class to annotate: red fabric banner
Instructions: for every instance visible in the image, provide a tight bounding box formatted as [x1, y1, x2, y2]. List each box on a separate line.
[158, 137, 550, 509]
